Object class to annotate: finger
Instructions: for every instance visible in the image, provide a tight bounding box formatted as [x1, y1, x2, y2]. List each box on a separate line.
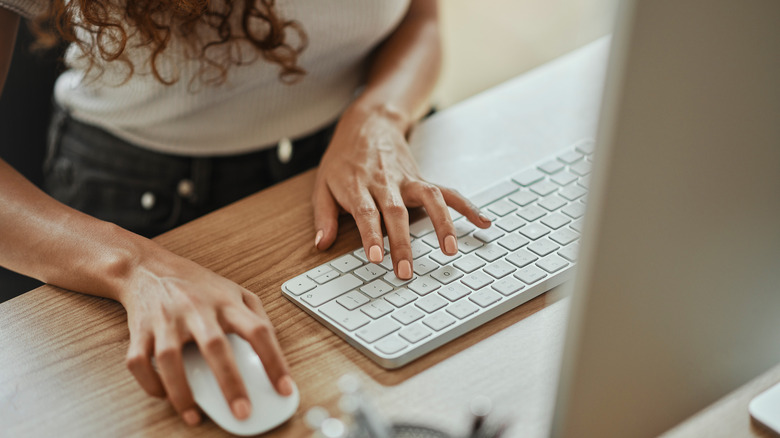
[340, 188, 384, 263]
[372, 187, 413, 280]
[221, 303, 294, 397]
[403, 182, 458, 256]
[439, 186, 492, 229]
[154, 325, 201, 426]
[187, 314, 251, 421]
[126, 329, 165, 398]
[312, 181, 339, 250]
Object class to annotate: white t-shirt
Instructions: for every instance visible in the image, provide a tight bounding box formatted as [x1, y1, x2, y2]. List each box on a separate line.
[2, 0, 410, 155]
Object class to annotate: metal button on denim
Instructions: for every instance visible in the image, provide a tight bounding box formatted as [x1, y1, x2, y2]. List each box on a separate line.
[141, 192, 156, 210]
[277, 137, 293, 164]
[177, 179, 195, 199]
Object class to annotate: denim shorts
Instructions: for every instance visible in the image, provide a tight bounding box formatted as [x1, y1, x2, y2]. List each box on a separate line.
[43, 105, 335, 237]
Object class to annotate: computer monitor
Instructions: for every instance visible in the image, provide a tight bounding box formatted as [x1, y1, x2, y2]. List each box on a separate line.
[551, 0, 780, 436]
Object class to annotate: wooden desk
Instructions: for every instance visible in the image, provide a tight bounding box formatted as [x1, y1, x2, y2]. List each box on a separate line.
[1, 38, 778, 438]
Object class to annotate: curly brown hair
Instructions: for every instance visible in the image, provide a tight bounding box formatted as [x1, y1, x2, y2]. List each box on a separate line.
[31, 0, 308, 86]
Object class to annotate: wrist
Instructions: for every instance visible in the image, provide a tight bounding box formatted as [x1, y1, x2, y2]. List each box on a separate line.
[347, 96, 412, 134]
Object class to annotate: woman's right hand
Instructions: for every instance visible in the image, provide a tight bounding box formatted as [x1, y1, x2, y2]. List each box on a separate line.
[118, 246, 294, 426]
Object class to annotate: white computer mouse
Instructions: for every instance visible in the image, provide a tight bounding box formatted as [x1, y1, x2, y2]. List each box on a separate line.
[182, 333, 300, 436]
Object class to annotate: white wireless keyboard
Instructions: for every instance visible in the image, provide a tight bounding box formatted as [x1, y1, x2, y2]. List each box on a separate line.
[282, 140, 594, 368]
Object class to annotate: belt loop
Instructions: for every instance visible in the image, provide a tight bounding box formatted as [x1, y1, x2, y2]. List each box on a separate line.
[188, 157, 212, 205]
[43, 103, 68, 173]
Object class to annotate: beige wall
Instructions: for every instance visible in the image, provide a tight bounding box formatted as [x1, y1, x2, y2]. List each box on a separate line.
[436, 0, 615, 107]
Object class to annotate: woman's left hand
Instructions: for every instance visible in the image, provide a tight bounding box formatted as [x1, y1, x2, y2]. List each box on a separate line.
[312, 103, 491, 280]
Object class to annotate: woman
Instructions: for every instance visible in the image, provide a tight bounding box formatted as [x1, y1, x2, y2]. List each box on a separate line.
[0, 0, 489, 426]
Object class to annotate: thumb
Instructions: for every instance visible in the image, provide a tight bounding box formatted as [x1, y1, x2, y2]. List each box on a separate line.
[312, 183, 339, 250]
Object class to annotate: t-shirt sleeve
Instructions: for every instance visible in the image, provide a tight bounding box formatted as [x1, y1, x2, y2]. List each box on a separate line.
[0, 0, 46, 19]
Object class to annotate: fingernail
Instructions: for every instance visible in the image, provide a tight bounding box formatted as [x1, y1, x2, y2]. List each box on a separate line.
[398, 260, 412, 279]
[182, 409, 201, 426]
[231, 398, 251, 420]
[314, 230, 323, 248]
[479, 213, 491, 223]
[278, 375, 294, 396]
[444, 235, 458, 255]
[368, 245, 383, 263]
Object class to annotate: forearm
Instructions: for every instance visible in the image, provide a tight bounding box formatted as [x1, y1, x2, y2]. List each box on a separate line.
[351, 0, 442, 132]
[0, 159, 157, 301]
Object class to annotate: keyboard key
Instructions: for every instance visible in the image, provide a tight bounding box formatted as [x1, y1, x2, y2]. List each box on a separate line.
[511, 168, 545, 186]
[538, 195, 567, 212]
[541, 212, 572, 230]
[379, 256, 393, 271]
[528, 238, 560, 257]
[471, 180, 519, 208]
[411, 240, 432, 259]
[413, 256, 438, 276]
[301, 274, 363, 307]
[506, 249, 539, 268]
[330, 254, 364, 273]
[462, 271, 494, 290]
[470, 289, 502, 308]
[313, 270, 340, 284]
[286, 277, 316, 296]
[562, 202, 586, 219]
[495, 214, 525, 232]
[360, 279, 393, 299]
[559, 184, 587, 201]
[577, 175, 590, 189]
[508, 191, 538, 207]
[360, 299, 394, 319]
[423, 312, 456, 332]
[537, 255, 569, 273]
[399, 322, 432, 343]
[384, 288, 418, 307]
[383, 236, 391, 252]
[319, 300, 370, 331]
[519, 223, 551, 240]
[492, 277, 525, 296]
[306, 265, 334, 280]
[416, 294, 448, 313]
[353, 248, 369, 263]
[453, 220, 476, 237]
[515, 265, 547, 285]
[382, 271, 414, 288]
[570, 160, 592, 176]
[473, 227, 504, 243]
[570, 218, 585, 233]
[439, 283, 471, 301]
[558, 150, 584, 164]
[431, 265, 464, 284]
[375, 335, 408, 355]
[447, 300, 480, 319]
[458, 235, 484, 253]
[574, 139, 595, 154]
[409, 217, 434, 238]
[558, 243, 580, 262]
[421, 232, 441, 249]
[429, 251, 461, 265]
[497, 233, 530, 251]
[517, 205, 547, 222]
[408, 275, 441, 296]
[476, 243, 508, 262]
[551, 170, 578, 186]
[530, 180, 559, 196]
[392, 306, 425, 325]
[356, 317, 401, 343]
[487, 200, 517, 217]
[484, 259, 515, 279]
[550, 228, 579, 246]
[453, 254, 486, 273]
[538, 160, 565, 174]
[337, 291, 370, 310]
[354, 264, 387, 282]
